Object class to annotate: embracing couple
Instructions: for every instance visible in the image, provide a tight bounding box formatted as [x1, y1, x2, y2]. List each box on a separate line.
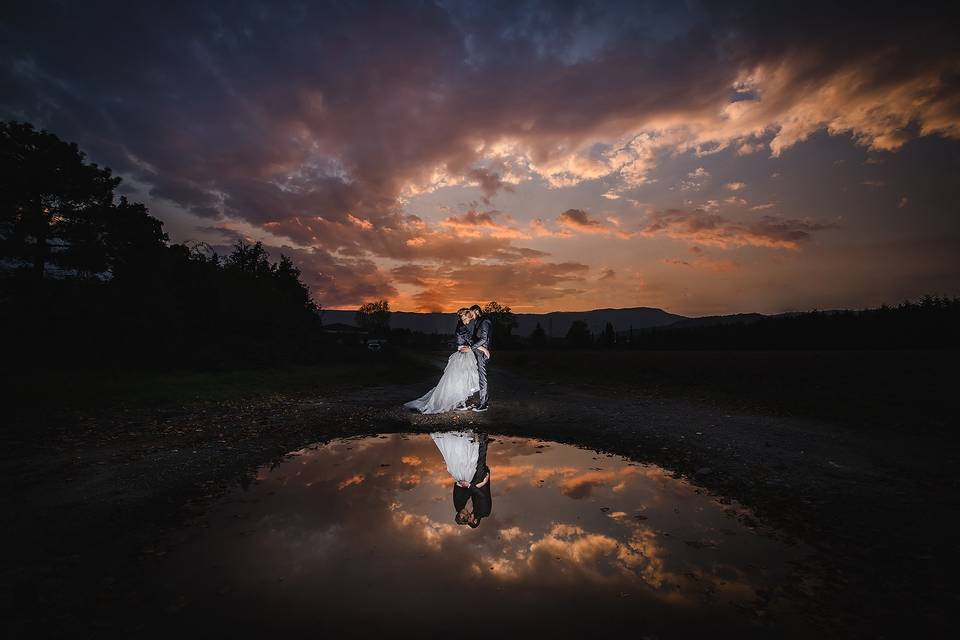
[430, 430, 492, 528]
[404, 304, 492, 414]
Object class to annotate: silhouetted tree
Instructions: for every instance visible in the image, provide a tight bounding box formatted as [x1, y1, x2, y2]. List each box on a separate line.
[1, 120, 324, 371]
[0, 121, 135, 279]
[274, 254, 318, 315]
[225, 239, 273, 277]
[530, 322, 546, 347]
[356, 299, 391, 336]
[482, 300, 518, 348]
[566, 319, 592, 348]
[602, 322, 616, 347]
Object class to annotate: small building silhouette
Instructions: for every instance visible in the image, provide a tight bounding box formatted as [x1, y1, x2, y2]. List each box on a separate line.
[322, 322, 367, 335]
[322, 322, 369, 344]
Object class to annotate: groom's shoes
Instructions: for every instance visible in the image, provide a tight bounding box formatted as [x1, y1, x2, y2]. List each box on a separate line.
[471, 405, 488, 412]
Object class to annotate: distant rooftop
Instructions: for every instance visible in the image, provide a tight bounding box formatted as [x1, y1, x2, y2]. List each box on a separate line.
[322, 322, 367, 333]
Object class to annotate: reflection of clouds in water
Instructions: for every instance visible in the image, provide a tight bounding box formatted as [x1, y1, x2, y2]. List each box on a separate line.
[467, 522, 756, 607]
[616, 526, 668, 588]
[498, 526, 525, 542]
[337, 473, 365, 490]
[468, 523, 664, 590]
[557, 467, 642, 499]
[530, 523, 620, 569]
[381, 439, 773, 606]
[220, 435, 798, 615]
[394, 472, 421, 490]
[391, 509, 463, 547]
[489, 459, 669, 503]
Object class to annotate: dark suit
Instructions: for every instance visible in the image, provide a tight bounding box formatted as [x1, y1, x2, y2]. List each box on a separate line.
[453, 432, 492, 525]
[456, 315, 491, 409]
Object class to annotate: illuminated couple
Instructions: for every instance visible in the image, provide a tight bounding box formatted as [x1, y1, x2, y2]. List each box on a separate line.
[404, 306, 495, 526]
[404, 305, 491, 413]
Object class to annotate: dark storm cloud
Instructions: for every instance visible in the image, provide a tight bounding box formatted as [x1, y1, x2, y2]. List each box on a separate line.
[2, 0, 957, 307]
[6, 1, 955, 223]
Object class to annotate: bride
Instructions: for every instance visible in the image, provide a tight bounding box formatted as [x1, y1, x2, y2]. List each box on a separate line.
[404, 308, 479, 414]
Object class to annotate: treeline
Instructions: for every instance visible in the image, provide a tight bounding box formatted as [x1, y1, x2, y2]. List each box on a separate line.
[536, 297, 959, 350]
[352, 299, 522, 347]
[1, 121, 322, 370]
[631, 297, 960, 350]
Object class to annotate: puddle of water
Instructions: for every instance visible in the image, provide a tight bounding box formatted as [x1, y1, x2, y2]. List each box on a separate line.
[153, 433, 811, 636]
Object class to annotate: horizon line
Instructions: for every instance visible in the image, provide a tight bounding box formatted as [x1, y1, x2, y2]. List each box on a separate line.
[319, 304, 858, 317]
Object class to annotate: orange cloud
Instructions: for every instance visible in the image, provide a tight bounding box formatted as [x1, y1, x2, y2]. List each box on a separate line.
[640, 209, 837, 250]
[346, 213, 373, 229]
[439, 209, 530, 239]
[395, 260, 591, 312]
[663, 256, 739, 272]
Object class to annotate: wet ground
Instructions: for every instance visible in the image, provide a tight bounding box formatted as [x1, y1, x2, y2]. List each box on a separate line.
[3, 358, 959, 637]
[150, 434, 813, 637]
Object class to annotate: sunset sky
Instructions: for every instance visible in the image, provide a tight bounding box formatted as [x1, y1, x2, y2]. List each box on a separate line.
[3, 1, 958, 315]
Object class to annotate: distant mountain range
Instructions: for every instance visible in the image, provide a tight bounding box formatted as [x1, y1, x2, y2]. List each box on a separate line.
[320, 306, 772, 337]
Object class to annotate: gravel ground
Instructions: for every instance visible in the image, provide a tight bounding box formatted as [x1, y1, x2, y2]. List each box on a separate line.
[2, 360, 958, 637]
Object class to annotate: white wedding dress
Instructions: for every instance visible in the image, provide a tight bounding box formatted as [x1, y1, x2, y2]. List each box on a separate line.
[404, 349, 480, 414]
[430, 431, 480, 484]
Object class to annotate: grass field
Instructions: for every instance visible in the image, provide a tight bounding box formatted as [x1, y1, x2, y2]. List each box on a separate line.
[7, 346, 437, 414]
[10, 345, 953, 432]
[497, 348, 954, 430]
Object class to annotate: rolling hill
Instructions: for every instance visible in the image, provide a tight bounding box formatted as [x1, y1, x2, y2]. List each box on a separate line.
[320, 306, 689, 337]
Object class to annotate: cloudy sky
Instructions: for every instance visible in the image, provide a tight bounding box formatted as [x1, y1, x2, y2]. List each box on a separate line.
[3, 1, 958, 314]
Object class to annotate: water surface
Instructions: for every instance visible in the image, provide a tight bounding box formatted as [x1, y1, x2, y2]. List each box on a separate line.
[156, 433, 810, 636]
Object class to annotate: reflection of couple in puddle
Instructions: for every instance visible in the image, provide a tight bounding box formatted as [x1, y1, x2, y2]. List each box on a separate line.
[431, 430, 492, 528]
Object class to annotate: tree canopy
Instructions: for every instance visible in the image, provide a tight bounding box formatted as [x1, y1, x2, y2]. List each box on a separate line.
[0, 121, 167, 279]
[356, 299, 391, 336]
[482, 300, 518, 347]
[566, 319, 592, 348]
[1, 120, 323, 370]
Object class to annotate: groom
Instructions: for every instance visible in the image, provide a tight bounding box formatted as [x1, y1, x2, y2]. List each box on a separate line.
[453, 432, 492, 528]
[456, 304, 491, 412]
